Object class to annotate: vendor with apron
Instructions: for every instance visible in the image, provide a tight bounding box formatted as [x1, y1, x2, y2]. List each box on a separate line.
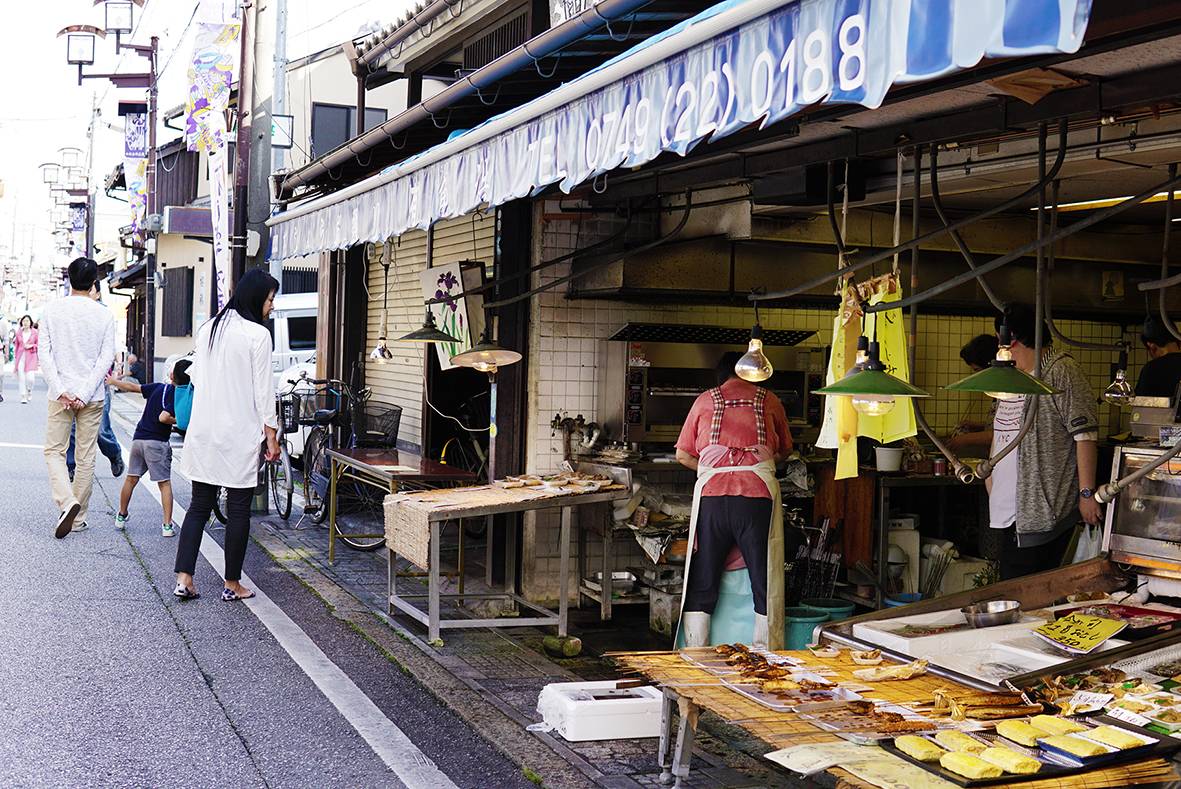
[674, 352, 792, 649]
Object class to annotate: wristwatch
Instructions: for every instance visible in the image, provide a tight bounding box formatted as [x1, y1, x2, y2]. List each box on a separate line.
[1080, 488, 1094, 499]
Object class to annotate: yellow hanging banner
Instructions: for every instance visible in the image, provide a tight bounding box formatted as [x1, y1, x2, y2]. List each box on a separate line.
[858, 273, 917, 445]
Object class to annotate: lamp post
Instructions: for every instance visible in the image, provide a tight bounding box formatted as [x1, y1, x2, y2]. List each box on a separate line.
[57, 0, 157, 381]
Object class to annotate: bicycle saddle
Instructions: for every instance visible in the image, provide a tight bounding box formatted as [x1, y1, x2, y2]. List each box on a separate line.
[313, 408, 338, 426]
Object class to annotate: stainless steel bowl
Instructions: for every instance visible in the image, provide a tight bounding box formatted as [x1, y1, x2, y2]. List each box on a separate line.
[961, 600, 1022, 628]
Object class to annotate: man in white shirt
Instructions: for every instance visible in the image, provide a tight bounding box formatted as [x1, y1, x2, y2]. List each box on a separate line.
[39, 258, 116, 538]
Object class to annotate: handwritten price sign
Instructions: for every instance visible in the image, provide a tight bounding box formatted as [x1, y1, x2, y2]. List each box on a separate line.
[1035, 614, 1127, 655]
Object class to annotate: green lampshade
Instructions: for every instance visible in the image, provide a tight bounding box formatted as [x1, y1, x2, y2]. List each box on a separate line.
[814, 368, 930, 398]
[944, 363, 1058, 397]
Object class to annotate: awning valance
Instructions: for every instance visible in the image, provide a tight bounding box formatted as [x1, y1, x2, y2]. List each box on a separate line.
[269, 0, 1093, 260]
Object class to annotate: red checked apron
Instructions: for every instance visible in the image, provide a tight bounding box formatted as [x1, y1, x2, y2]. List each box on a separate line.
[676, 387, 785, 649]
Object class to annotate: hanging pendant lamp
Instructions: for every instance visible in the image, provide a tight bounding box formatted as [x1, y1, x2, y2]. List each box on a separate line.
[735, 301, 774, 382]
[370, 255, 394, 363]
[944, 325, 1058, 399]
[451, 311, 521, 373]
[814, 338, 930, 416]
[398, 307, 461, 344]
[1103, 345, 1134, 406]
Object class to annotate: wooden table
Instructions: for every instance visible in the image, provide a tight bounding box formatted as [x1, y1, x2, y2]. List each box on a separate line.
[614, 650, 1179, 789]
[325, 448, 477, 564]
[384, 485, 628, 643]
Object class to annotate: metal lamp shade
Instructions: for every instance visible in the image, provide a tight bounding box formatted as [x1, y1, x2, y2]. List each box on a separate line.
[814, 368, 930, 399]
[944, 364, 1058, 397]
[40, 163, 61, 184]
[397, 309, 460, 343]
[451, 339, 522, 373]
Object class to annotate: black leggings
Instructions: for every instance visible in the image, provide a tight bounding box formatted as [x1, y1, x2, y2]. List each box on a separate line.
[684, 496, 772, 616]
[174, 481, 254, 582]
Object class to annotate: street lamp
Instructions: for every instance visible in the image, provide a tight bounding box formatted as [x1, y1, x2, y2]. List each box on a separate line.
[63, 27, 102, 66]
[102, 0, 135, 35]
[40, 163, 61, 185]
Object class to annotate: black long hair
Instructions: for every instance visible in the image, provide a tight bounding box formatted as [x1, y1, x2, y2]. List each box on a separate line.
[209, 268, 279, 348]
[18, 315, 33, 329]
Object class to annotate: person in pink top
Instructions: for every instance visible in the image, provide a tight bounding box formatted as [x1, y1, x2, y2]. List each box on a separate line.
[13, 315, 39, 404]
[675, 352, 793, 648]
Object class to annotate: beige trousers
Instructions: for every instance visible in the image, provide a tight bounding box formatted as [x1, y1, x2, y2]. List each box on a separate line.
[44, 399, 103, 525]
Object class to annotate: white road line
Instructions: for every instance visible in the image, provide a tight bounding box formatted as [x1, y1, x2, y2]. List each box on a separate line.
[0, 441, 44, 449]
[109, 410, 457, 789]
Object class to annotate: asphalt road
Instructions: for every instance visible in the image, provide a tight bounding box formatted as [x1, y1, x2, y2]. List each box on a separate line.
[0, 374, 535, 789]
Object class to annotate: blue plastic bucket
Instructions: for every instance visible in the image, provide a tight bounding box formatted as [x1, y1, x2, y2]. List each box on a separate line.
[884, 592, 925, 608]
[801, 597, 856, 621]
[785, 607, 830, 650]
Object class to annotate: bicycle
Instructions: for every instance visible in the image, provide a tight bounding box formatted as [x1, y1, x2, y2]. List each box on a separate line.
[210, 386, 297, 523]
[298, 375, 400, 552]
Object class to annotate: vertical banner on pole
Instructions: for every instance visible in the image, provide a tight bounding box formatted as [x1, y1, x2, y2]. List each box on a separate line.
[124, 111, 149, 242]
[185, 0, 240, 311]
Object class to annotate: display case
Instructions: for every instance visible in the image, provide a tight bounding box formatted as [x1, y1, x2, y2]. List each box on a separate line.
[1104, 446, 1181, 572]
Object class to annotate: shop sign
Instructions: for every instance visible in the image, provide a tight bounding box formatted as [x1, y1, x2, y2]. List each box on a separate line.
[1034, 613, 1127, 655]
[550, 0, 602, 28]
[273, 0, 1093, 259]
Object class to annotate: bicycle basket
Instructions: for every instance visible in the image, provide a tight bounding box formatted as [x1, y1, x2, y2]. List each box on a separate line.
[277, 395, 300, 434]
[353, 404, 402, 448]
[298, 389, 343, 425]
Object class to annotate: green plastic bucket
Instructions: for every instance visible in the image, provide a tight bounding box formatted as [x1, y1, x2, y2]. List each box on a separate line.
[801, 597, 856, 622]
[785, 607, 829, 650]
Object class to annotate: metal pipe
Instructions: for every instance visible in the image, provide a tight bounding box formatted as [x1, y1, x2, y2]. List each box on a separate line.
[1159, 165, 1181, 341]
[928, 145, 1003, 311]
[754, 121, 1069, 304]
[482, 196, 694, 310]
[826, 160, 848, 260]
[1045, 179, 1126, 351]
[277, 0, 664, 198]
[905, 145, 975, 482]
[1097, 441, 1181, 504]
[866, 166, 1181, 315]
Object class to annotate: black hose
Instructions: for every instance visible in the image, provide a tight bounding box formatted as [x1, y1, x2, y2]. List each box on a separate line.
[929, 145, 1004, 311]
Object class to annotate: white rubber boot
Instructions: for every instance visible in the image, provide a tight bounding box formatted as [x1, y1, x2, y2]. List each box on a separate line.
[682, 611, 712, 647]
[752, 614, 769, 648]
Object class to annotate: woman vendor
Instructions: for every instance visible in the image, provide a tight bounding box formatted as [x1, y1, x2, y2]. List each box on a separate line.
[674, 352, 793, 648]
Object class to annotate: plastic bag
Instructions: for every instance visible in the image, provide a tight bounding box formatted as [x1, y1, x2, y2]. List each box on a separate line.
[1072, 523, 1102, 564]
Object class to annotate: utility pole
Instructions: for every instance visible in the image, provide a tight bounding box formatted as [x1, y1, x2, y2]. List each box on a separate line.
[83, 92, 99, 258]
[144, 35, 159, 383]
[232, 0, 257, 284]
[268, 0, 288, 287]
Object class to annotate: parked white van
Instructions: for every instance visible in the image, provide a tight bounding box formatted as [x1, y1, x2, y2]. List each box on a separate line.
[269, 292, 318, 379]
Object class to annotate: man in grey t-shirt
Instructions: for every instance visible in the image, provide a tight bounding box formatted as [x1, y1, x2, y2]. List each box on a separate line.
[986, 304, 1100, 580]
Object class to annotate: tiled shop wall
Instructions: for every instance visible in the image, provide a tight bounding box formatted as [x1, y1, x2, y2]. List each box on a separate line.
[520, 206, 1145, 603]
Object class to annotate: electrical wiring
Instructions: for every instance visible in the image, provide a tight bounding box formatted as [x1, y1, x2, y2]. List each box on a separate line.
[424, 391, 489, 432]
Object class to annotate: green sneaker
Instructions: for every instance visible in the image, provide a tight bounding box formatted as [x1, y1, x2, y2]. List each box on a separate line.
[162, 522, 177, 538]
[115, 513, 128, 531]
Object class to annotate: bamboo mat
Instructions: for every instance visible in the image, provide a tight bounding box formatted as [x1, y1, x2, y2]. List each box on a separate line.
[613, 650, 1179, 789]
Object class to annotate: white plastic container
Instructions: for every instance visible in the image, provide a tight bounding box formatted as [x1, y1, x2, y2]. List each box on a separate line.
[535, 680, 663, 741]
[875, 446, 903, 471]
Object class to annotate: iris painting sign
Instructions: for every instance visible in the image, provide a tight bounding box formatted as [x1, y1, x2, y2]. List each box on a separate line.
[273, 0, 1094, 259]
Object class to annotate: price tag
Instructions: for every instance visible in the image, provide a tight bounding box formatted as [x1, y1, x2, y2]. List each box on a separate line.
[1108, 706, 1152, 728]
[1068, 691, 1113, 713]
[1034, 613, 1127, 654]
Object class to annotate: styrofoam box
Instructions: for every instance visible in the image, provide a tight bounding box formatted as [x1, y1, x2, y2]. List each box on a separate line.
[537, 680, 663, 742]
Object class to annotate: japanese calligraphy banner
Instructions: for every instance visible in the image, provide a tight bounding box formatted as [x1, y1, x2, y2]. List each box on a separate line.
[273, 0, 1093, 260]
[185, 0, 240, 310]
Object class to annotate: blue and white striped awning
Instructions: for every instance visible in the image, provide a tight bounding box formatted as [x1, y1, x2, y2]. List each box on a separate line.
[269, 0, 1093, 260]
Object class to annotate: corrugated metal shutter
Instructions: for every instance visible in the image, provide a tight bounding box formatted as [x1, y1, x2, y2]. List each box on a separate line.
[432, 211, 495, 271]
[365, 231, 429, 449]
[362, 212, 496, 452]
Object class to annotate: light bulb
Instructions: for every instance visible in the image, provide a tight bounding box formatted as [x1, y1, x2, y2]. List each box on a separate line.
[735, 333, 773, 382]
[369, 338, 393, 363]
[852, 394, 896, 416]
[1103, 370, 1133, 406]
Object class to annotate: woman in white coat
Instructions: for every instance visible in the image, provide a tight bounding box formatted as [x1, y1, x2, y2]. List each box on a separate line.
[173, 269, 280, 601]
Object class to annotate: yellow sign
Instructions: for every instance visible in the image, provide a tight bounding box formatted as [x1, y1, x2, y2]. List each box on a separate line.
[1034, 613, 1127, 654]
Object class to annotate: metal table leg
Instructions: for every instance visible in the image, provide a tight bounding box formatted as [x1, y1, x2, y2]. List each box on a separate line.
[429, 520, 441, 643]
[671, 696, 698, 787]
[387, 547, 395, 615]
[577, 513, 587, 611]
[876, 481, 889, 607]
[558, 506, 572, 637]
[657, 688, 676, 784]
[504, 514, 517, 613]
[485, 514, 494, 588]
[328, 455, 340, 564]
[601, 507, 614, 621]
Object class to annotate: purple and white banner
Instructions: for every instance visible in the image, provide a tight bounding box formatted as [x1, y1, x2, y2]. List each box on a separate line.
[272, 0, 1094, 260]
[124, 111, 149, 238]
[185, 0, 240, 310]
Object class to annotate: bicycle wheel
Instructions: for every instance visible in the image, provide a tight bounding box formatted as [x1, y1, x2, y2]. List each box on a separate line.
[335, 481, 386, 552]
[270, 444, 293, 520]
[211, 486, 229, 525]
[303, 427, 330, 525]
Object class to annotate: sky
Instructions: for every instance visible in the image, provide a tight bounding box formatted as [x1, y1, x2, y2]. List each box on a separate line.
[0, 0, 410, 282]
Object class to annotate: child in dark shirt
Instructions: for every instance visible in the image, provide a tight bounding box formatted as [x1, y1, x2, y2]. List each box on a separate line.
[106, 360, 192, 537]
